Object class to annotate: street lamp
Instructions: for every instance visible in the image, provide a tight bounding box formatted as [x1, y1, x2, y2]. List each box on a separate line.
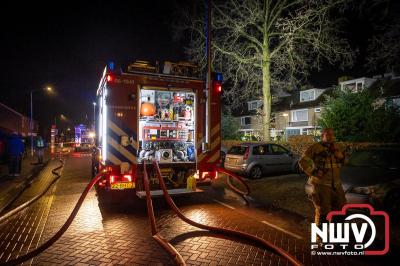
[30, 86, 53, 157]
[93, 102, 96, 131]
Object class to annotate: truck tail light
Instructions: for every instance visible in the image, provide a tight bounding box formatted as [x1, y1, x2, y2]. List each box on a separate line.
[123, 175, 132, 182]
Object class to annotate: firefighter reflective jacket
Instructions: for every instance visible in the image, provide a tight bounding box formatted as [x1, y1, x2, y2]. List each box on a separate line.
[299, 142, 345, 187]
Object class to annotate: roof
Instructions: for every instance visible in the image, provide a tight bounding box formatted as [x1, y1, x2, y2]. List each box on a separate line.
[272, 88, 334, 112]
[367, 78, 400, 98]
[339, 77, 376, 85]
[231, 103, 259, 117]
[231, 88, 333, 116]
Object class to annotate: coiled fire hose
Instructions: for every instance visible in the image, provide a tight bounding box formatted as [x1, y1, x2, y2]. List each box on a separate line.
[151, 160, 303, 266]
[0, 172, 104, 266]
[142, 161, 185, 265]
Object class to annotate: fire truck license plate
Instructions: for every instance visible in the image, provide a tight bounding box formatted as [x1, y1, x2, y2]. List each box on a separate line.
[111, 182, 134, 190]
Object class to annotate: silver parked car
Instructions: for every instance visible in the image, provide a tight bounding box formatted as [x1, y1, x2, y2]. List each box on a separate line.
[305, 146, 400, 218]
[223, 143, 298, 179]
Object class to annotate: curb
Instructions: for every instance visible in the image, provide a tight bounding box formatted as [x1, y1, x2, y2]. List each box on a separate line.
[0, 159, 51, 214]
[0, 159, 64, 224]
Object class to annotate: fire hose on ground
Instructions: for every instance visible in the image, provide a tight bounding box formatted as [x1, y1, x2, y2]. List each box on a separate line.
[1, 160, 302, 266]
[0, 165, 102, 266]
[0, 159, 65, 224]
[216, 167, 250, 196]
[142, 161, 185, 265]
[145, 160, 303, 266]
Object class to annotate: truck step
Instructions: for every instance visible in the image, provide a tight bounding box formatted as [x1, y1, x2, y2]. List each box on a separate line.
[136, 188, 203, 199]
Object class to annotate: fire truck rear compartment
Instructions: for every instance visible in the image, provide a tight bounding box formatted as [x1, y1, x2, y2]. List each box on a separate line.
[135, 88, 199, 193]
[138, 88, 196, 165]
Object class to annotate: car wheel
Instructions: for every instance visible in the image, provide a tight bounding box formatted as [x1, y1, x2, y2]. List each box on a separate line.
[384, 189, 400, 218]
[249, 166, 262, 179]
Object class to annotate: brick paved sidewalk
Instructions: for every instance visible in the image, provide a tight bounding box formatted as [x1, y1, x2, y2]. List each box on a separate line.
[0, 150, 51, 213]
[0, 158, 63, 264]
[0, 155, 379, 265]
[31, 156, 345, 266]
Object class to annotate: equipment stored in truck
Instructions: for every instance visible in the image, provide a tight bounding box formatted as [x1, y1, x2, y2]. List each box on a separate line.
[92, 60, 222, 199]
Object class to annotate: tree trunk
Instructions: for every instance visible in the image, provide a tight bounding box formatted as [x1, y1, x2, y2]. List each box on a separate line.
[262, 59, 271, 141]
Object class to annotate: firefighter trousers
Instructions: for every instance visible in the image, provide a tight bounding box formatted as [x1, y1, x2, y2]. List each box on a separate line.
[311, 183, 346, 227]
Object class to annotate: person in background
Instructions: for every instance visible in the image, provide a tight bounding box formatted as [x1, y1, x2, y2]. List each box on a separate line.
[35, 135, 46, 164]
[7, 133, 24, 177]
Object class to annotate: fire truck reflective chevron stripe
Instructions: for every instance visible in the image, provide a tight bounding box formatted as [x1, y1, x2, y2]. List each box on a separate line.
[198, 123, 221, 163]
[107, 138, 136, 164]
[210, 123, 220, 138]
[207, 150, 220, 163]
[210, 136, 221, 151]
[108, 119, 139, 149]
[107, 124, 138, 157]
[206, 135, 221, 163]
[106, 152, 122, 165]
[105, 116, 138, 165]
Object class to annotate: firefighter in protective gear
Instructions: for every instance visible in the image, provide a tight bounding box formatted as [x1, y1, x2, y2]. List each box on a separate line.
[299, 128, 347, 228]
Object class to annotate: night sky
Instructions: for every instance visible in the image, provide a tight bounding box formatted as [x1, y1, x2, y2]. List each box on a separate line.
[0, 0, 395, 135]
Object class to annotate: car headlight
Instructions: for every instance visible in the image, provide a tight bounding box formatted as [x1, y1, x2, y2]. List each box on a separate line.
[350, 186, 374, 195]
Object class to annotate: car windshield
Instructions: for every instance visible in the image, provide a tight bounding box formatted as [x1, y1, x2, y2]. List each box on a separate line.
[228, 145, 248, 155]
[348, 149, 400, 169]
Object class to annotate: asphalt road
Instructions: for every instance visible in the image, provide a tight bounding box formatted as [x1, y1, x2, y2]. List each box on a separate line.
[0, 153, 397, 265]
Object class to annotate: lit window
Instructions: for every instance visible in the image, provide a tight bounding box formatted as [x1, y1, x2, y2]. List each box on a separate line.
[291, 109, 308, 122]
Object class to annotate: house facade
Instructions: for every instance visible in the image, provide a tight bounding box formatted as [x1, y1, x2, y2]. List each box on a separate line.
[232, 72, 399, 141]
[234, 88, 330, 140]
[339, 77, 376, 92]
[340, 74, 400, 110]
[237, 100, 263, 139]
[272, 88, 330, 140]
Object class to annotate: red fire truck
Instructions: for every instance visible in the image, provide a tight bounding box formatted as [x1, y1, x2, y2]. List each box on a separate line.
[92, 60, 222, 198]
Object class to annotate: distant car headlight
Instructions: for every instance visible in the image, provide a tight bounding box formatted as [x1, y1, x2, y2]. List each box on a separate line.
[350, 186, 375, 195]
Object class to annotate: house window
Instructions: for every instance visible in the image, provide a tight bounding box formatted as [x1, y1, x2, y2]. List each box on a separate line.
[241, 116, 251, 126]
[386, 97, 400, 110]
[300, 90, 315, 102]
[248, 100, 262, 111]
[356, 82, 363, 91]
[291, 109, 308, 122]
[314, 107, 321, 113]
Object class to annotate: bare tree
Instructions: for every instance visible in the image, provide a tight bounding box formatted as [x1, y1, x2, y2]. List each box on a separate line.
[176, 0, 354, 140]
[367, 23, 400, 72]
